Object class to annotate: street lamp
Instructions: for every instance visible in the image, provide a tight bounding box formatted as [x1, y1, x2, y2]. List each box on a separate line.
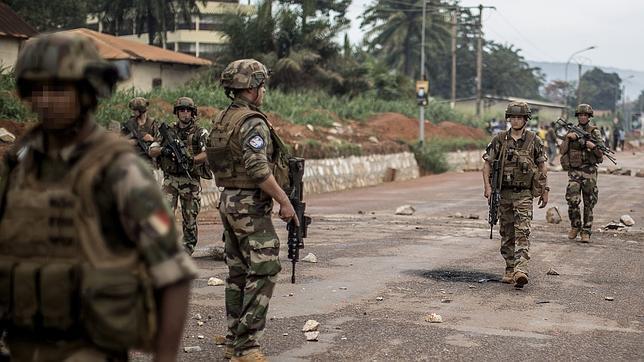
[564, 45, 596, 114]
[622, 75, 635, 130]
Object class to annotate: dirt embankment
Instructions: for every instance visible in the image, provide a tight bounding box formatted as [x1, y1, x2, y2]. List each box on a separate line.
[0, 111, 487, 159]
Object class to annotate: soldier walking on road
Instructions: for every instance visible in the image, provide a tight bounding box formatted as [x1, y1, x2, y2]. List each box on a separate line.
[121, 96, 158, 162]
[150, 97, 211, 255]
[483, 102, 549, 288]
[0, 32, 196, 361]
[560, 104, 604, 243]
[207, 59, 298, 361]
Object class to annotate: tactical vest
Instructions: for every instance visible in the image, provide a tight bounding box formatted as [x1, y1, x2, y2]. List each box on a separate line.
[499, 130, 538, 191]
[0, 129, 157, 352]
[158, 122, 212, 179]
[560, 124, 602, 170]
[123, 116, 157, 156]
[207, 104, 290, 189]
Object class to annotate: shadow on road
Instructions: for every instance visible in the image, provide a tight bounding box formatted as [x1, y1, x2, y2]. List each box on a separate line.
[406, 268, 500, 283]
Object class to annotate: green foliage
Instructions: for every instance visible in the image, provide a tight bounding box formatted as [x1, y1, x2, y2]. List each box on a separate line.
[579, 67, 622, 111]
[5, 0, 89, 31]
[0, 67, 31, 121]
[411, 137, 487, 174]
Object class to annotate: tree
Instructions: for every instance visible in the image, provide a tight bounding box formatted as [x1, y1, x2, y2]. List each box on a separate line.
[361, 0, 450, 79]
[92, 0, 203, 46]
[482, 42, 544, 99]
[579, 67, 621, 111]
[544, 80, 574, 105]
[5, 0, 90, 31]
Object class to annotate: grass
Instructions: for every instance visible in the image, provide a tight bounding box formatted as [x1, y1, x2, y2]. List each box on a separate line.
[412, 137, 488, 174]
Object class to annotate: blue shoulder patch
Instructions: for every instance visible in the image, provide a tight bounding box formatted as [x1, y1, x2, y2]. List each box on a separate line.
[249, 135, 265, 151]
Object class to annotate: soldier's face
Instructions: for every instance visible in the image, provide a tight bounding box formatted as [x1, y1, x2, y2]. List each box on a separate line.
[577, 114, 590, 124]
[177, 108, 193, 123]
[26, 82, 81, 130]
[509, 116, 527, 130]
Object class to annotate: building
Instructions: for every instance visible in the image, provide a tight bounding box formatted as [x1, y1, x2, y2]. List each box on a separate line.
[59, 28, 211, 91]
[453, 95, 567, 124]
[0, 3, 37, 69]
[87, 1, 253, 61]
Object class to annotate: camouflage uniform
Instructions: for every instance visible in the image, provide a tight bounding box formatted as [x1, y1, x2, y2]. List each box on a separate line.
[483, 103, 547, 279]
[121, 97, 158, 163]
[0, 33, 197, 361]
[561, 104, 604, 238]
[155, 98, 210, 254]
[207, 59, 284, 358]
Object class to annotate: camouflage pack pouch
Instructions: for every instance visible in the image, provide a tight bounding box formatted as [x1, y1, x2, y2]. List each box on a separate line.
[247, 217, 282, 276]
[12, 262, 40, 330]
[81, 266, 156, 351]
[269, 128, 291, 190]
[40, 263, 78, 330]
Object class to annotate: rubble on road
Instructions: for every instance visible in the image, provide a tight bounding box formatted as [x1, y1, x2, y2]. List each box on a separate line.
[302, 253, 318, 263]
[605, 296, 614, 301]
[302, 319, 320, 332]
[546, 207, 562, 224]
[183, 346, 202, 353]
[305, 331, 320, 341]
[395, 205, 416, 216]
[213, 335, 227, 345]
[620, 215, 635, 226]
[546, 267, 560, 276]
[425, 313, 443, 323]
[376, 296, 384, 301]
[207, 277, 225, 286]
[0, 128, 16, 143]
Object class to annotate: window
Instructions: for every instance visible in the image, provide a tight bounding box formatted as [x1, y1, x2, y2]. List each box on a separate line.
[177, 42, 197, 56]
[116, 18, 134, 36]
[199, 14, 226, 31]
[176, 15, 197, 30]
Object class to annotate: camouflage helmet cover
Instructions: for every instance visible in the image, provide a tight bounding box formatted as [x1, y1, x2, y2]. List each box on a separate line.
[173, 96, 197, 115]
[15, 32, 118, 99]
[128, 97, 149, 112]
[220, 59, 269, 90]
[505, 101, 532, 120]
[575, 103, 594, 117]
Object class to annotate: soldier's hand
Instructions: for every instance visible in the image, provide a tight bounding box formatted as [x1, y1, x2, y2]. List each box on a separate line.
[279, 202, 299, 226]
[566, 133, 578, 140]
[143, 133, 154, 142]
[484, 185, 492, 199]
[538, 191, 549, 208]
[585, 140, 596, 149]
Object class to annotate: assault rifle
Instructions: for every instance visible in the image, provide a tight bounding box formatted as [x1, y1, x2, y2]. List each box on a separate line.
[488, 158, 502, 239]
[123, 121, 152, 161]
[159, 123, 193, 179]
[555, 118, 617, 165]
[286, 157, 312, 284]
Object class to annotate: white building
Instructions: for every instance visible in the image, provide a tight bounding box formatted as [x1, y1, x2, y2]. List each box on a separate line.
[0, 3, 37, 69]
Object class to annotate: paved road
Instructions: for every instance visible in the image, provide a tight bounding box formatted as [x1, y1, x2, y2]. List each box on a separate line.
[155, 151, 644, 361]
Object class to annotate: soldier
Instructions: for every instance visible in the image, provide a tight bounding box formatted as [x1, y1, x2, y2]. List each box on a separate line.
[149, 97, 211, 255]
[0, 33, 197, 361]
[206, 59, 297, 361]
[121, 96, 158, 163]
[561, 104, 604, 242]
[483, 102, 549, 288]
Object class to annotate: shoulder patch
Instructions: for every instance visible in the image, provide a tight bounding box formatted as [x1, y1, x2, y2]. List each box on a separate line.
[248, 135, 265, 151]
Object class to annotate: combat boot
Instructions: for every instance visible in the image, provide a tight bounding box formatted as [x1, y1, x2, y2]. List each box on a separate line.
[231, 349, 268, 362]
[579, 232, 591, 243]
[501, 269, 514, 284]
[567, 228, 579, 240]
[513, 271, 528, 288]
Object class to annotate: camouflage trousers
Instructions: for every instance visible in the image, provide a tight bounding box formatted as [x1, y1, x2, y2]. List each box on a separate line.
[163, 175, 201, 254]
[498, 189, 533, 275]
[221, 210, 281, 355]
[566, 169, 598, 235]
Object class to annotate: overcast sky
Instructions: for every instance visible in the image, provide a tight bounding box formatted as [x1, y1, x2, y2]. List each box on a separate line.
[347, 0, 644, 72]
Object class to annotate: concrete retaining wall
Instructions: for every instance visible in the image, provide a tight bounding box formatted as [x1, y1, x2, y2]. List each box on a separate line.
[192, 152, 419, 209]
[446, 150, 484, 172]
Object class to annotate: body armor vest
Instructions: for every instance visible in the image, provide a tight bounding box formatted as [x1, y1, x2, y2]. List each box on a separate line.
[207, 103, 290, 189]
[561, 124, 601, 170]
[0, 128, 156, 351]
[159, 122, 211, 179]
[500, 130, 538, 190]
[123, 116, 157, 158]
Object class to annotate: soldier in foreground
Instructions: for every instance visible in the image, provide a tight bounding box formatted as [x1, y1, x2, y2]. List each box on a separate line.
[560, 104, 604, 242]
[207, 59, 297, 361]
[0, 33, 196, 361]
[483, 102, 549, 288]
[121, 96, 158, 163]
[149, 97, 211, 255]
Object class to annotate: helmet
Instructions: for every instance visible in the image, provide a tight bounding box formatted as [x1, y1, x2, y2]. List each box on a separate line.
[15, 32, 118, 99]
[504, 101, 532, 120]
[220, 59, 270, 90]
[173, 96, 197, 116]
[575, 103, 593, 117]
[128, 97, 149, 112]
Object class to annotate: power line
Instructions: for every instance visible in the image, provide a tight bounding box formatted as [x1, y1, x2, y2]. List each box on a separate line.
[490, 10, 556, 62]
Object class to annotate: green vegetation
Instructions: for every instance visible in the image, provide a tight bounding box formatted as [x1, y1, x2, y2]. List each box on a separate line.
[412, 137, 488, 174]
[0, 68, 31, 121]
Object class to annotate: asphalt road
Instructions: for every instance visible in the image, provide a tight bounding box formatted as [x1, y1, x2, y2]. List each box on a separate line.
[144, 151, 644, 361]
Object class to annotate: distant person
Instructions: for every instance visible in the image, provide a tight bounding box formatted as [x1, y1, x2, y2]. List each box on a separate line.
[483, 102, 549, 289]
[612, 118, 621, 151]
[618, 128, 626, 151]
[560, 104, 605, 243]
[121, 96, 158, 164]
[545, 123, 558, 165]
[537, 125, 547, 142]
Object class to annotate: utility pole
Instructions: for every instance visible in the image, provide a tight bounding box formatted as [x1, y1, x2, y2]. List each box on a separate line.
[450, 9, 457, 109]
[419, 0, 427, 144]
[475, 4, 483, 118]
[576, 63, 582, 103]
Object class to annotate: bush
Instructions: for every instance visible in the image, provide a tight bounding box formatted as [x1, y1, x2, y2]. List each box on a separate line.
[0, 67, 32, 121]
[411, 137, 488, 174]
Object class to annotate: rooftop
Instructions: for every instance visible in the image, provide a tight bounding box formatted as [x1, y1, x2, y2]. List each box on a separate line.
[0, 3, 38, 39]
